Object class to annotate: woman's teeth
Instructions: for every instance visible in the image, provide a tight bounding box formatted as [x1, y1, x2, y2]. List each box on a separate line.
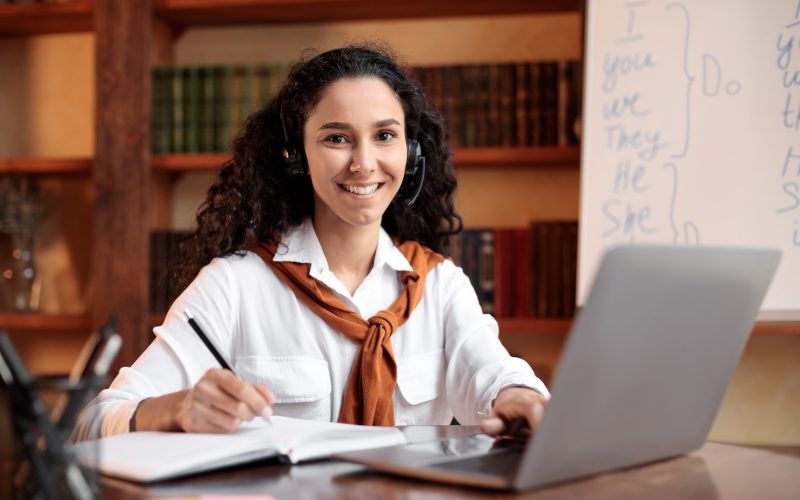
[342, 183, 379, 195]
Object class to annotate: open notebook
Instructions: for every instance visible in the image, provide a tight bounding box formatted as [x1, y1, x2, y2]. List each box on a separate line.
[73, 415, 405, 482]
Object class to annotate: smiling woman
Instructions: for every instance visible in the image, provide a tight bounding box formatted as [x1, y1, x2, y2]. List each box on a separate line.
[304, 77, 408, 235]
[74, 44, 550, 442]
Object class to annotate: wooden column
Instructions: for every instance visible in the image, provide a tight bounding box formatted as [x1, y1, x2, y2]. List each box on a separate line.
[93, 0, 152, 367]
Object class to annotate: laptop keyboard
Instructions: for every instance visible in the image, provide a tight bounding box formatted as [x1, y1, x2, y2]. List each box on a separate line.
[427, 447, 524, 478]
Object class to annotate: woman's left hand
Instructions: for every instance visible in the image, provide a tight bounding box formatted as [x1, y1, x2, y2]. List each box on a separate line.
[480, 386, 548, 437]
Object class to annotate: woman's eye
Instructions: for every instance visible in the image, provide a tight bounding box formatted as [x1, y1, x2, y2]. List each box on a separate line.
[325, 134, 347, 144]
[377, 131, 396, 142]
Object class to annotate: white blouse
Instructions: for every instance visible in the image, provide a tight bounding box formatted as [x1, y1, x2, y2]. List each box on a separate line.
[75, 219, 548, 440]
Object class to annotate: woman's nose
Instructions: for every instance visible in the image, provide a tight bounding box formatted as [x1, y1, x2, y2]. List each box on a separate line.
[349, 144, 377, 174]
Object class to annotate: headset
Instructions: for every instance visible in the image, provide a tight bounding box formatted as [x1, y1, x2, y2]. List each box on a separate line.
[280, 106, 426, 206]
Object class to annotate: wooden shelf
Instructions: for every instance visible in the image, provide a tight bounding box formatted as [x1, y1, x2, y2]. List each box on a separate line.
[0, 157, 93, 175]
[454, 146, 579, 167]
[496, 317, 800, 336]
[153, 153, 228, 171]
[152, 146, 580, 172]
[154, 0, 581, 28]
[0, 313, 91, 332]
[0, 2, 92, 36]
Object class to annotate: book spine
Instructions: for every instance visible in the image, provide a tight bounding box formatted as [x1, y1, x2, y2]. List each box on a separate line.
[488, 64, 501, 146]
[562, 221, 579, 317]
[547, 221, 563, 317]
[238, 65, 253, 132]
[499, 64, 516, 146]
[171, 66, 185, 153]
[443, 66, 460, 147]
[255, 64, 272, 108]
[478, 229, 495, 314]
[528, 63, 540, 146]
[557, 60, 570, 147]
[215, 65, 233, 152]
[200, 66, 215, 153]
[512, 228, 531, 318]
[184, 66, 200, 153]
[515, 63, 529, 147]
[149, 231, 168, 314]
[541, 62, 559, 146]
[492, 229, 508, 317]
[476, 64, 491, 147]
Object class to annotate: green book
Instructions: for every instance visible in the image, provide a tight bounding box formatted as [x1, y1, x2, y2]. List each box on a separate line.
[198, 67, 216, 153]
[254, 64, 272, 108]
[213, 65, 233, 152]
[184, 66, 200, 154]
[231, 65, 252, 138]
[171, 66, 185, 153]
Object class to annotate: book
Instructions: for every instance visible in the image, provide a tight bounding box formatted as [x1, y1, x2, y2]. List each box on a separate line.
[74, 416, 406, 483]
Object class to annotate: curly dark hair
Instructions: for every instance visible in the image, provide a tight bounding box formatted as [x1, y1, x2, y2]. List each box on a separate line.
[173, 43, 463, 294]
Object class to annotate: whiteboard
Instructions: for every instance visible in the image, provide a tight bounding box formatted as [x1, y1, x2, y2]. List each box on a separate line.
[580, 0, 800, 320]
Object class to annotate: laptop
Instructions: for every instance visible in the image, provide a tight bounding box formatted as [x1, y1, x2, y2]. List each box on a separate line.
[334, 245, 781, 491]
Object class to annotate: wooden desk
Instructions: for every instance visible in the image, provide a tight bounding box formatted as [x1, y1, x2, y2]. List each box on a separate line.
[102, 426, 800, 499]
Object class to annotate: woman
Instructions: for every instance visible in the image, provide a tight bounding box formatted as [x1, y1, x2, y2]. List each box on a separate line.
[75, 44, 549, 441]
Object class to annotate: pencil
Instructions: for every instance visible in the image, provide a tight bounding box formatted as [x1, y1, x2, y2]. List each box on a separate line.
[184, 309, 272, 423]
[184, 309, 232, 371]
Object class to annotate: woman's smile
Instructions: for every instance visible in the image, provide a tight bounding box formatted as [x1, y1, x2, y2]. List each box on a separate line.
[339, 182, 382, 195]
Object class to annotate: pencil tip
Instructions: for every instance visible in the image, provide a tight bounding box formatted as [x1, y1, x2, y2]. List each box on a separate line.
[184, 309, 193, 319]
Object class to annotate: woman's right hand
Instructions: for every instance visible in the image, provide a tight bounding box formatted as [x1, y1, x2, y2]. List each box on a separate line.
[175, 368, 275, 433]
[133, 368, 275, 433]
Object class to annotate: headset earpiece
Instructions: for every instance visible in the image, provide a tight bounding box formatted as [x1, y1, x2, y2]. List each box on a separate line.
[283, 147, 307, 176]
[406, 139, 423, 175]
[404, 139, 425, 206]
[280, 106, 307, 176]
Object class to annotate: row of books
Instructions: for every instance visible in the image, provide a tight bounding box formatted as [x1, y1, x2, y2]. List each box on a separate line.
[151, 60, 582, 154]
[150, 222, 579, 318]
[151, 64, 290, 155]
[452, 221, 579, 318]
[415, 61, 582, 148]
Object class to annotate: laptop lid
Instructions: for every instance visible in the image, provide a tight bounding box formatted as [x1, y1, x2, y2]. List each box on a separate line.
[514, 245, 780, 490]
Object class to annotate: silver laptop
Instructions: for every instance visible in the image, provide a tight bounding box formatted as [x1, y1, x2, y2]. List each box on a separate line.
[335, 245, 781, 491]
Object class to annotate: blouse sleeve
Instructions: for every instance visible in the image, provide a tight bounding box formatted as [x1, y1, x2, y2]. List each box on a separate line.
[73, 257, 240, 441]
[438, 260, 550, 425]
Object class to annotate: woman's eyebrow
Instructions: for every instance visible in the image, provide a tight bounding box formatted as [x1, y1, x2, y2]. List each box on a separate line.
[319, 121, 350, 131]
[318, 118, 401, 131]
[375, 118, 402, 128]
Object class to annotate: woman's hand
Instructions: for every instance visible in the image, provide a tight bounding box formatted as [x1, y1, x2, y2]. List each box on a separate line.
[134, 368, 275, 433]
[480, 386, 548, 437]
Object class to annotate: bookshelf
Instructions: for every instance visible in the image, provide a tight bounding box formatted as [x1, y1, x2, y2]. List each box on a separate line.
[0, 1, 588, 372]
[0, 1, 92, 35]
[0, 157, 92, 175]
[152, 147, 581, 172]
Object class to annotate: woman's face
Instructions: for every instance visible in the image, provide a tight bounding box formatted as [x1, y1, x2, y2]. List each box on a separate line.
[303, 77, 407, 231]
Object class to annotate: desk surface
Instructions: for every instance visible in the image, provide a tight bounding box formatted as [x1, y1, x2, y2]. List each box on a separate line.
[102, 425, 800, 500]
